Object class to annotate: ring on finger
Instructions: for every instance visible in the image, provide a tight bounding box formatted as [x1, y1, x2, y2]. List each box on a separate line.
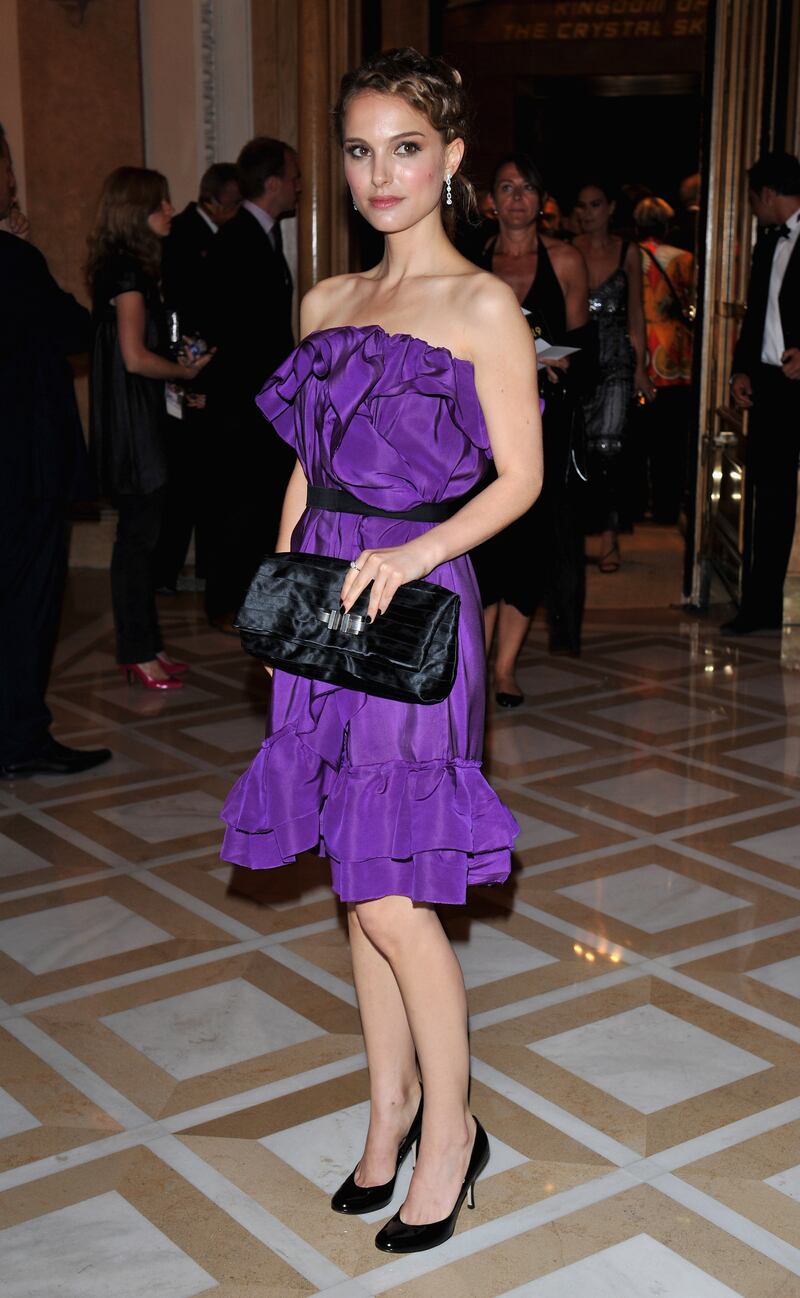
[349, 561, 361, 572]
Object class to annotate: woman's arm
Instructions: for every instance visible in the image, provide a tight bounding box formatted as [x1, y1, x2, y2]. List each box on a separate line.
[275, 458, 308, 552]
[625, 243, 652, 395]
[271, 286, 329, 550]
[341, 276, 543, 620]
[558, 243, 590, 331]
[115, 290, 211, 382]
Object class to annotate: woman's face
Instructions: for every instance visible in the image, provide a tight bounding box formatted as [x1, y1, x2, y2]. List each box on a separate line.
[343, 90, 462, 233]
[492, 164, 540, 232]
[575, 186, 614, 234]
[147, 196, 174, 239]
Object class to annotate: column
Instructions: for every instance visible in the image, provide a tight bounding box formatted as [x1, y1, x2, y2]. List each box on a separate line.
[0, 0, 26, 209]
[297, 0, 362, 293]
[298, 0, 332, 294]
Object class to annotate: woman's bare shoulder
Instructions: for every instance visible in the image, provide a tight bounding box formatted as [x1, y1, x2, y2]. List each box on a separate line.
[301, 272, 370, 333]
[455, 271, 530, 361]
[454, 266, 517, 318]
[545, 236, 584, 268]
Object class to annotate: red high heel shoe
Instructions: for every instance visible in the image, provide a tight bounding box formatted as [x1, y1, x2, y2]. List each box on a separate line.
[120, 663, 184, 691]
[156, 652, 189, 677]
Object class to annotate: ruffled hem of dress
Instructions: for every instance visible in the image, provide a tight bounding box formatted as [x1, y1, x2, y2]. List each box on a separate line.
[219, 740, 518, 905]
[322, 757, 517, 904]
[329, 848, 512, 906]
[219, 724, 332, 869]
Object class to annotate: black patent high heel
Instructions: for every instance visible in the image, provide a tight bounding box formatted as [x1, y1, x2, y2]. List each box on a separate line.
[374, 1117, 489, 1254]
[331, 1093, 423, 1215]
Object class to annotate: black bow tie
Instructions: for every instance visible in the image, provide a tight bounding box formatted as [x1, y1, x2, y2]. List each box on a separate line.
[774, 223, 791, 239]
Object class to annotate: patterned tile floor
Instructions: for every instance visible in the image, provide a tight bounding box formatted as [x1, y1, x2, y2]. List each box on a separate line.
[2, 560, 800, 1296]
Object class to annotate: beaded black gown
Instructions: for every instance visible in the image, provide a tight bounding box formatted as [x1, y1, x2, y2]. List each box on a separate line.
[582, 240, 636, 533]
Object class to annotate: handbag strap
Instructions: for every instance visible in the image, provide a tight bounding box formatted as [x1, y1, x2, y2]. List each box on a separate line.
[306, 484, 478, 523]
[641, 243, 693, 325]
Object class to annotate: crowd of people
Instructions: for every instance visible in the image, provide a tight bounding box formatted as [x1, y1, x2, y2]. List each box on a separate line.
[2, 89, 798, 769]
[457, 161, 698, 701]
[1, 42, 799, 1267]
[84, 143, 700, 710]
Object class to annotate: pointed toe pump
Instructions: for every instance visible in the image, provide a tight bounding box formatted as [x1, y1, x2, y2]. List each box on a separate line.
[374, 1117, 489, 1254]
[331, 1095, 423, 1215]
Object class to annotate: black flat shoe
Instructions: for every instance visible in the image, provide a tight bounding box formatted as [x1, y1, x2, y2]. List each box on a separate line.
[0, 736, 112, 779]
[495, 691, 524, 708]
[374, 1117, 489, 1254]
[331, 1094, 423, 1215]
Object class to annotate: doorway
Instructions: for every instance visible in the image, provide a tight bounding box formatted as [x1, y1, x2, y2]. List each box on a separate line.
[514, 73, 702, 217]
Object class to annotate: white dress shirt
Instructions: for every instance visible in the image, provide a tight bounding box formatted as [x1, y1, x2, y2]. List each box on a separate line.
[761, 205, 800, 365]
[195, 203, 218, 234]
[243, 199, 277, 247]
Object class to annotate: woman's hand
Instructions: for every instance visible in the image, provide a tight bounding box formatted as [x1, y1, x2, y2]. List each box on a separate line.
[178, 347, 216, 381]
[636, 367, 656, 402]
[543, 356, 570, 384]
[339, 539, 436, 621]
[7, 203, 30, 239]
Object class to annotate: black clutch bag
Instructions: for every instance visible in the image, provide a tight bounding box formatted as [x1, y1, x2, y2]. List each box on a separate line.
[235, 552, 460, 705]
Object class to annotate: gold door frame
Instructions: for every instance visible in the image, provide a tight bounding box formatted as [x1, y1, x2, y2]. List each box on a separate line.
[690, 0, 770, 607]
[691, 0, 800, 607]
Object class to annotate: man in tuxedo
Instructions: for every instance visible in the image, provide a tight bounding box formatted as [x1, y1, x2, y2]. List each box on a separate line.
[203, 137, 301, 631]
[161, 163, 241, 337]
[0, 125, 110, 776]
[726, 152, 800, 635]
[155, 164, 241, 595]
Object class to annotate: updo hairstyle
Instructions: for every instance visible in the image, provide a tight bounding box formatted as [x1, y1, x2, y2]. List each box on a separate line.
[332, 47, 477, 228]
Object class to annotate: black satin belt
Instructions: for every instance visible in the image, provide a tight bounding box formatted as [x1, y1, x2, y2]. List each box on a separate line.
[306, 485, 475, 523]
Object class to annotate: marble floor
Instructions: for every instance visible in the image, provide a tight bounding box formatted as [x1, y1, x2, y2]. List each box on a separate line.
[2, 562, 800, 1296]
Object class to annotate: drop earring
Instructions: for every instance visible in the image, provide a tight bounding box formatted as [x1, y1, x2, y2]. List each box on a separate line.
[445, 174, 453, 206]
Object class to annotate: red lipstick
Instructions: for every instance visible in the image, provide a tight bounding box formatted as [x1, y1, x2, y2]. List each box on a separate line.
[370, 196, 402, 209]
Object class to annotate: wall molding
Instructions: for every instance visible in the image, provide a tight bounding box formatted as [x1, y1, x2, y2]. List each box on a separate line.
[198, 0, 216, 167]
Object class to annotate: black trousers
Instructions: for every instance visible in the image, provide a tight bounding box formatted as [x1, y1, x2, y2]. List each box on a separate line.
[153, 410, 210, 588]
[630, 385, 692, 524]
[0, 499, 66, 764]
[204, 415, 294, 620]
[111, 487, 166, 663]
[741, 364, 800, 624]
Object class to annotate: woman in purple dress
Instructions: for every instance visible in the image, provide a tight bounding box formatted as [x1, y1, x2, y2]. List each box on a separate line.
[221, 48, 542, 1253]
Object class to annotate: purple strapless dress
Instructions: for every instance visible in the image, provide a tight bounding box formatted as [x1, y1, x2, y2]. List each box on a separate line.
[219, 324, 519, 905]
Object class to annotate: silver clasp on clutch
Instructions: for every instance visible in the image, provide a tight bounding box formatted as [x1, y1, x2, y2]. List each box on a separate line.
[318, 607, 367, 635]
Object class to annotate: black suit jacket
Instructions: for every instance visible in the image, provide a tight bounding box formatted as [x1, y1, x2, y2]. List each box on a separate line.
[0, 232, 91, 502]
[161, 203, 216, 338]
[733, 225, 800, 376]
[203, 205, 294, 421]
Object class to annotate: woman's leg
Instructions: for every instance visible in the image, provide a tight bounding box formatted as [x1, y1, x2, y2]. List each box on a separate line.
[111, 489, 167, 668]
[483, 602, 499, 655]
[347, 905, 421, 1186]
[354, 895, 475, 1224]
[493, 600, 531, 697]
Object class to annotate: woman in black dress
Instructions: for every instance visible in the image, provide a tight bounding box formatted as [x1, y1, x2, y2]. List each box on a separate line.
[573, 181, 652, 571]
[87, 167, 213, 690]
[471, 155, 593, 698]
